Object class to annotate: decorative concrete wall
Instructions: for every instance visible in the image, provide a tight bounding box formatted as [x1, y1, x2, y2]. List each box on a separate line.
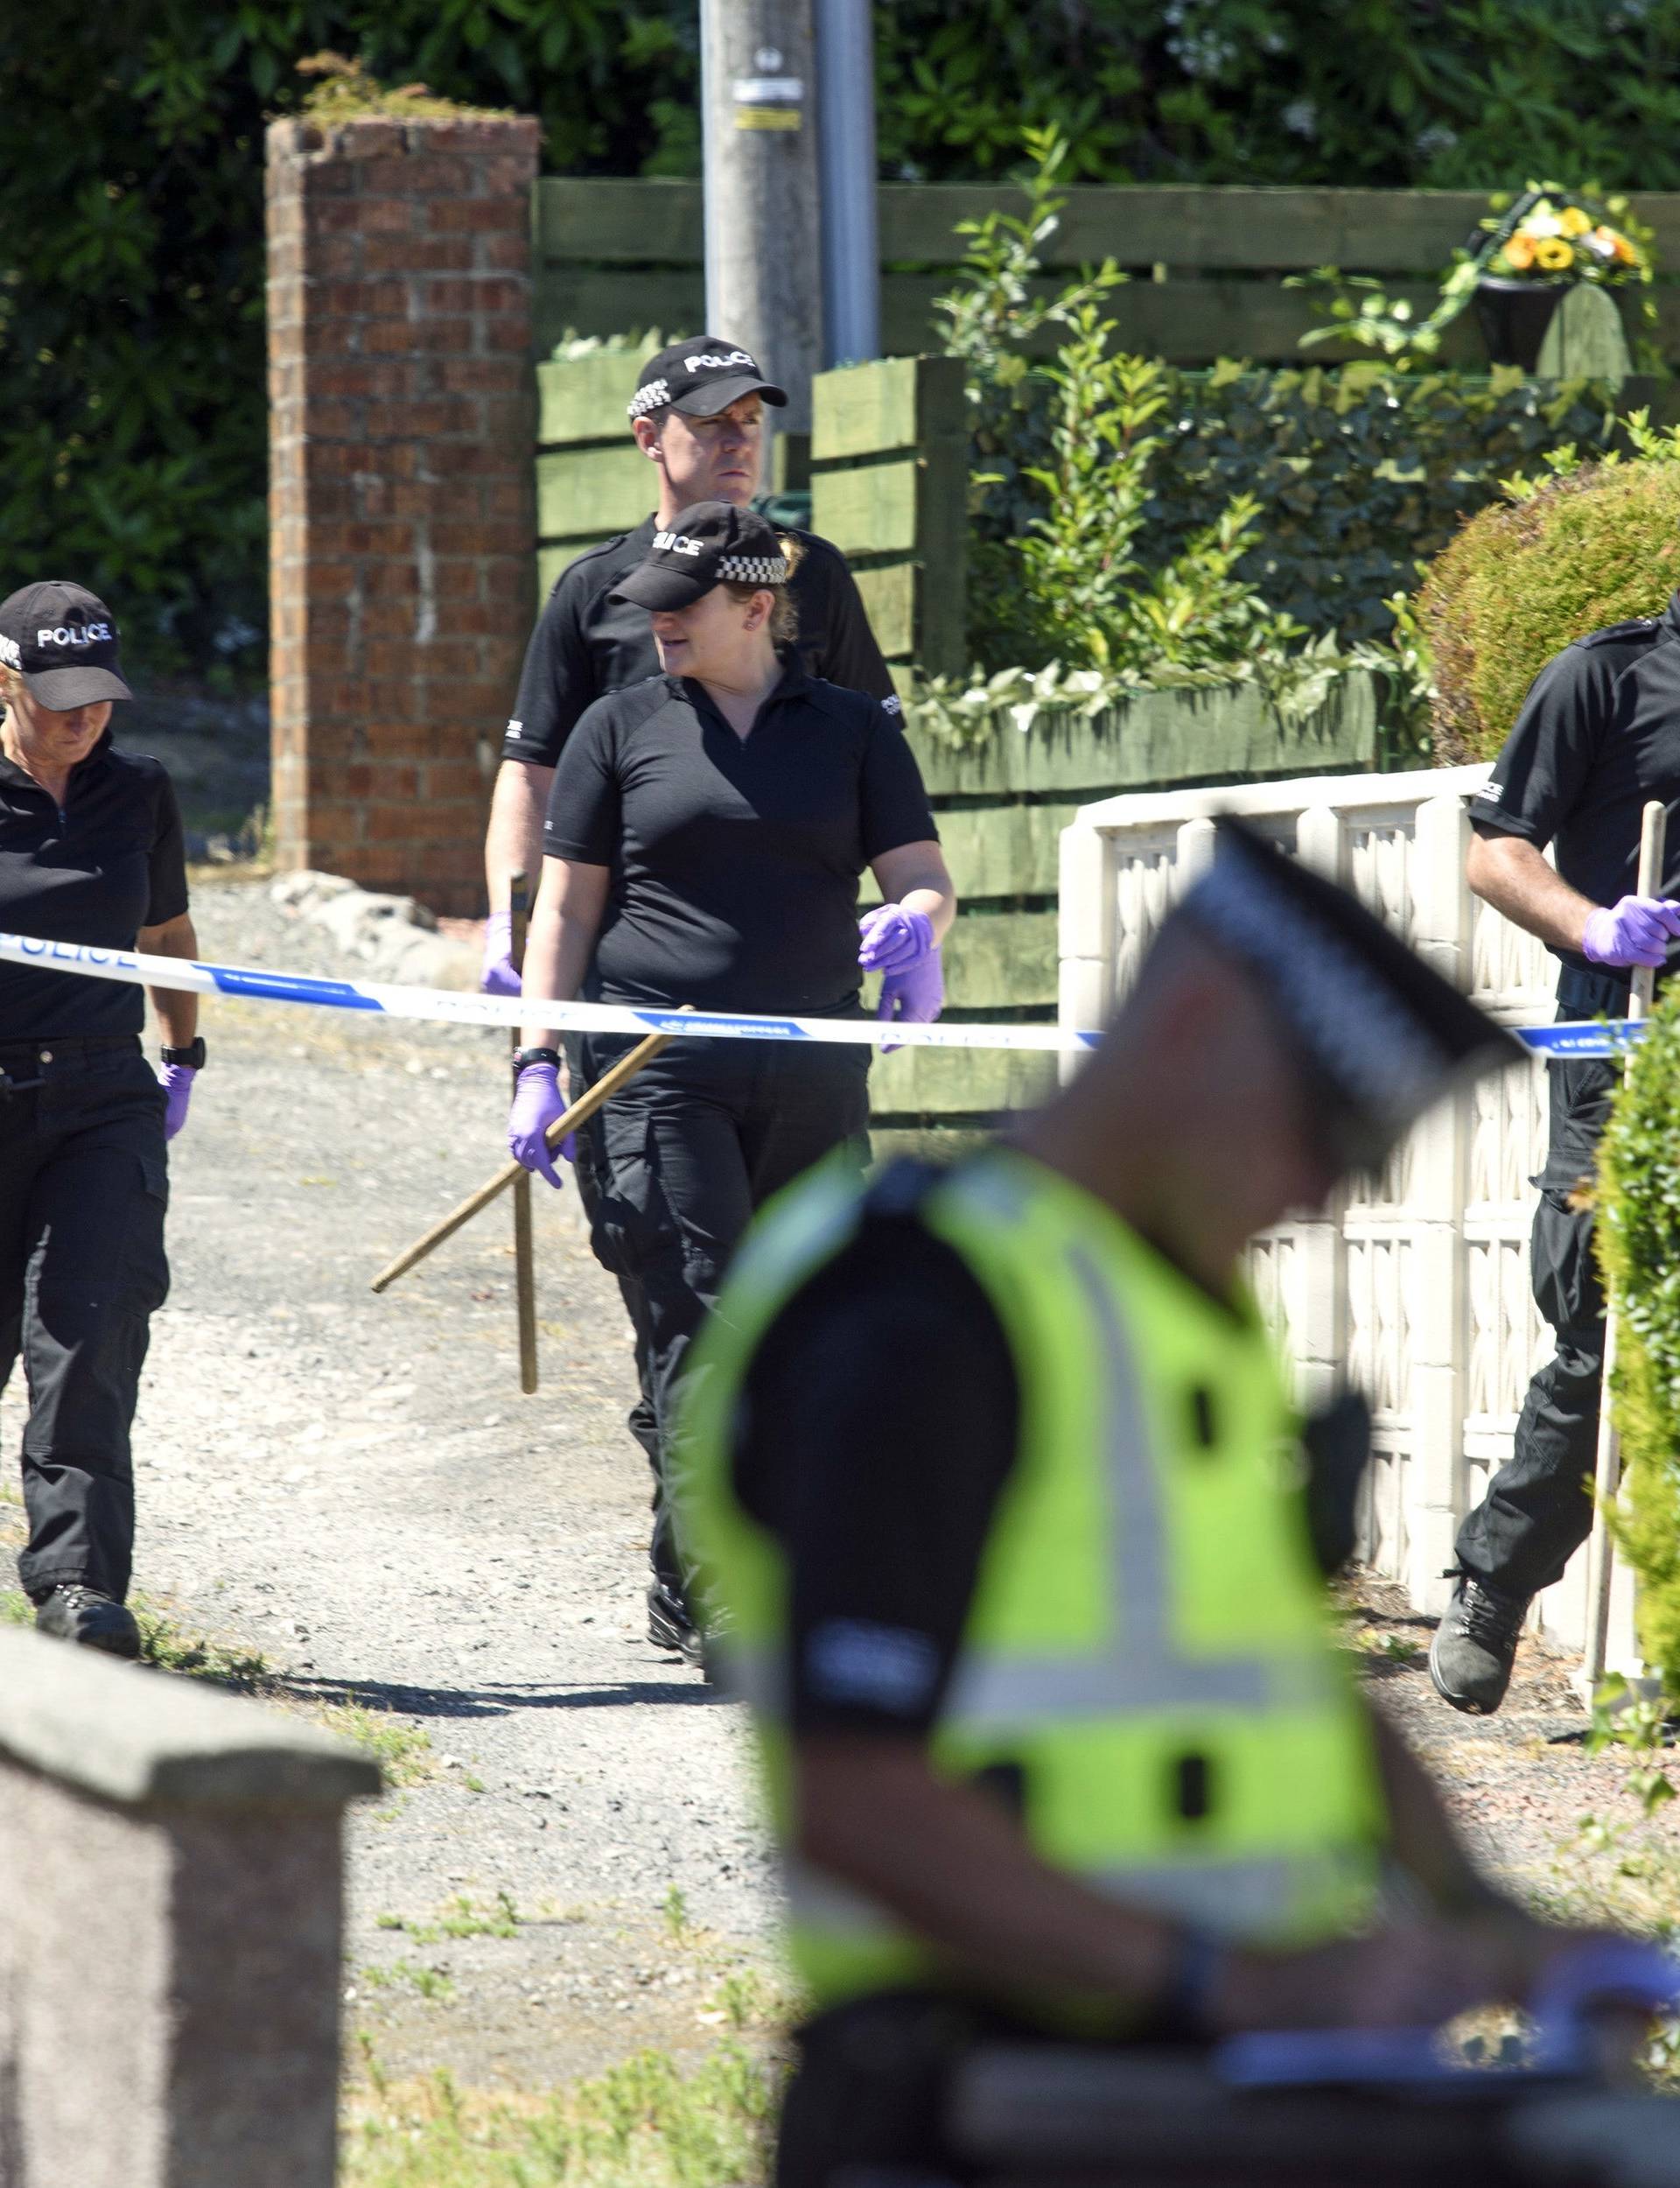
[0, 1630, 379, 2186]
[1059, 763, 1640, 1665]
[267, 110, 540, 915]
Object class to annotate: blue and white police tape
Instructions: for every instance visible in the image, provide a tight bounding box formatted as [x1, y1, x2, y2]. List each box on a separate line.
[0, 930, 1650, 1060]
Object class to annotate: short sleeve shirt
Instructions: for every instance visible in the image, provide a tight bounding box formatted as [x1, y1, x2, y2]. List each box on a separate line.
[1469, 595, 1680, 975]
[0, 731, 189, 1038]
[545, 664, 936, 1015]
[503, 515, 898, 769]
[731, 1205, 1023, 1738]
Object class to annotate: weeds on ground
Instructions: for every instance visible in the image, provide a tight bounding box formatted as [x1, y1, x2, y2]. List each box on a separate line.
[342, 2044, 780, 2188]
[377, 1892, 521, 1944]
[0, 1583, 272, 1683]
[317, 1701, 435, 1786]
[359, 1960, 458, 2006]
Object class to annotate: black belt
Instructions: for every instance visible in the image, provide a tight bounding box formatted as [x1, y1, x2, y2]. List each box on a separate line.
[0, 1033, 139, 1056]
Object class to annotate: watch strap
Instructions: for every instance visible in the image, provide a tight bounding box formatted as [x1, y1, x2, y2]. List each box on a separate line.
[512, 1045, 562, 1076]
[160, 1038, 206, 1069]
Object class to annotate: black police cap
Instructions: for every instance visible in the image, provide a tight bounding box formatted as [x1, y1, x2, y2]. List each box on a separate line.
[626, 337, 788, 424]
[609, 502, 790, 614]
[1180, 816, 1524, 1168]
[0, 581, 132, 710]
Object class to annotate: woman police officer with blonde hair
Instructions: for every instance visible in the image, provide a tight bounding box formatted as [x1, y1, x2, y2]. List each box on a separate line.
[507, 504, 954, 1662]
[0, 582, 203, 1658]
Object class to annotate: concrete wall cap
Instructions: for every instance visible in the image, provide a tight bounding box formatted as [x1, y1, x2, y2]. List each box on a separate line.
[0, 1630, 382, 1810]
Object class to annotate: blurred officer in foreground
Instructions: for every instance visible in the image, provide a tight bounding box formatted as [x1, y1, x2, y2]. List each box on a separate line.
[682, 819, 1636, 2188]
[0, 583, 201, 1659]
[1436, 602, 1680, 1715]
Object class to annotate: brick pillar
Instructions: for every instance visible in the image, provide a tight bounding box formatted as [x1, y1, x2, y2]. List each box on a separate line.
[266, 112, 539, 915]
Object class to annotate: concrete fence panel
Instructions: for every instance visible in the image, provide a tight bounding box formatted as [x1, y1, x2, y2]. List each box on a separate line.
[0, 1630, 379, 2187]
[1059, 762, 1642, 1666]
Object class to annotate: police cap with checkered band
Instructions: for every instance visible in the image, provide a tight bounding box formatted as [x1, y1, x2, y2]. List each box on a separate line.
[609, 502, 791, 614]
[0, 581, 133, 710]
[626, 337, 788, 424]
[1178, 816, 1524, 1171]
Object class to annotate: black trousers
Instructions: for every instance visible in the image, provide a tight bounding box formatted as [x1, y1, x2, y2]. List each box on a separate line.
[1454, 1041, 1616, 1600]
[567, 1031, 872, 1602]
[0, 1037, 170, 1604]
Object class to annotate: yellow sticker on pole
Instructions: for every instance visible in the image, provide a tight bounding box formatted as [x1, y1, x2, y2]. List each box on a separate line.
[732, 74, 804, 130]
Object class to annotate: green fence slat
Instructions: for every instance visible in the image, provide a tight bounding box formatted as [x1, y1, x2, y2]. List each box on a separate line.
[809, 459, 920, 556]
[537, 354, 653, 444]
[536, 445, 650, 543]
[904, 674, 1378, 798]
[811, 357, 923, 460]
[868, 1041, 1057, 1119]
[850, 562, 917, 659]
[940, 909, 1059, 1010]
[533, 177, 703, 266]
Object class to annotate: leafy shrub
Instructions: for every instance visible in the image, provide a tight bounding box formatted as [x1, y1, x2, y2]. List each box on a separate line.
[1594, 991, 1680, 1697]
[935, 137, 1630, 712]
[1415, 438, 1680, 762]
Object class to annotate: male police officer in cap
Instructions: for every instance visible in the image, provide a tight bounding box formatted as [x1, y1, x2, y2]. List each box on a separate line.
[682, 819, 1636, 2188]
[1432, 600, 1680, 1715]
[480, 336, 894, 982]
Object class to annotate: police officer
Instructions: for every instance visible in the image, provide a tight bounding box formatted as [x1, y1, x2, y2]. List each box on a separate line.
[481, 335, 895, 983]
[1431, 600, 1680, 1715]
[0, 583, 203, 1658]
[507, 503, 952, 1661]
[682, 822, 1628, 2188]
[481, 336, 897, 1579]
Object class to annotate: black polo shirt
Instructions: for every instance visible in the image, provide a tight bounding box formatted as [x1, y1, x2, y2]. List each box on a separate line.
[0, 730, 188, 1038]
[545, 665, 936, 1015]
[1470, 595, 1680, 978]
[503, 515, 897, 770]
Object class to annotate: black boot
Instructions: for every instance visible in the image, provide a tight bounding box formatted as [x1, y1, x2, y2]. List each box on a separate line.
[646, 1580, 704, 1667]
[34, 1584, 141, 1660]
[1428, 1573, 1528, 1715]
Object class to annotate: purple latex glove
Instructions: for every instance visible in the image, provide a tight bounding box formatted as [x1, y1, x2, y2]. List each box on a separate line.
[1580, 894, 1680, 969]
[157, 1063, 195, 1143]
[858, 903, 935, 975]
[876, 948, 944, 1055]
[508, 1062, 575, 1189]
[480, 909, 522, 997]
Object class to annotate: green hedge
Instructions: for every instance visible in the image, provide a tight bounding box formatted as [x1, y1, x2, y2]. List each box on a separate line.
[967, 361, 1628, 672]
[1595, 992, 1680, 1697]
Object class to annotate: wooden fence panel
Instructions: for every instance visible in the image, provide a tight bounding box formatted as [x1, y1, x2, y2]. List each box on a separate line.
[532, 179, 1680, 368]
[809, 354, 969, 681]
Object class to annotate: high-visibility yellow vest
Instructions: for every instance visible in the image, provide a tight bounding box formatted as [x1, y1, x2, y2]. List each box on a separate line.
[680, 1148, 1385, 2019]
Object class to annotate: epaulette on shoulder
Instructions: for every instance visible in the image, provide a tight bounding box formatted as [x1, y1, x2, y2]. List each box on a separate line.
[1576, 617, 1662, 649]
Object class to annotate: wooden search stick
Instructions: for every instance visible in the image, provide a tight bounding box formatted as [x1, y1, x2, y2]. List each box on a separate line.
[509, 873, 540, 1397]
[370, 1027, 674, 1294]
[1578, 796, 1667, 1694]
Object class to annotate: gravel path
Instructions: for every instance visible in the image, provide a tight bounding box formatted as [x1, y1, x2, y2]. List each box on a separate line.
[4, 874, 780, 2091]
[4, 871, 1669, 2097]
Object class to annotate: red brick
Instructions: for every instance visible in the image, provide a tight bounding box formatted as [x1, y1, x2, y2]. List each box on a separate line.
[317, 277, 410, 319]
[473, 232, 528, 274]
[481, 316, 531, 354]
[429, 195, 527, 234]
[329, 118, 406, 159]
[472, 153, 540, 198]
[437, 355, 525, 394]
[362, 235, 473, 275]
[416, 117, 539, 156]
[419, 758, 488, 802]
[365, 721, 426, 756]
[358, 154, 472, 196]
[360, 316, 472, 356]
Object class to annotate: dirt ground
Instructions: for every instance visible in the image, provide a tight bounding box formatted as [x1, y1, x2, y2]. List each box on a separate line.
[2, 870, 1674, 2104]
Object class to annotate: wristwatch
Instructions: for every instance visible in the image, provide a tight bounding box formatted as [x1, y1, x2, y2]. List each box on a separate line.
[512, 1045, 562, 1076]
[160, 1038, 206, 1069]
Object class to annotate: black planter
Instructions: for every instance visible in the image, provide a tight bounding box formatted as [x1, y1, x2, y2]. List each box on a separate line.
[1474, 277, 1564, 370]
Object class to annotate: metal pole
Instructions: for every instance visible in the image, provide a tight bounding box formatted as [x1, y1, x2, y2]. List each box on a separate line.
[815, 0, 880, 367]
[700, 0, 822, 433]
